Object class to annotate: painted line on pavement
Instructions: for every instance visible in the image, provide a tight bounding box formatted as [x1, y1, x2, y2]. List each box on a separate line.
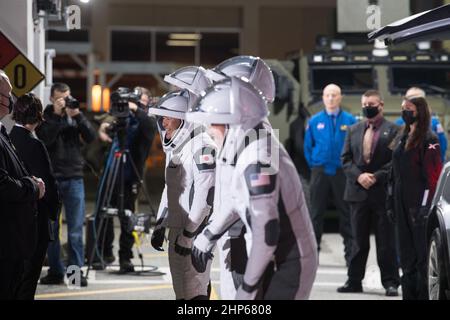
[35, 284, 173, 299]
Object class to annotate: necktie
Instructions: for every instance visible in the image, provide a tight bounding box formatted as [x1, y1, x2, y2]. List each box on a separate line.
[363, 123, 374, 164]
[331, 115, 336, 131]
[0, 125, 12, 146]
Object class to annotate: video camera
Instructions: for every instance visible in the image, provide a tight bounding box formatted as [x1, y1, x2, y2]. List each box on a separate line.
[109, 87, 143, 118]
[64, 95, 80, 109]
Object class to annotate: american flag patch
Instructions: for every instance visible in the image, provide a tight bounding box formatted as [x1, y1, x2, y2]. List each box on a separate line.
[199, 154, 214, 165]
[250, 173, 271, 188]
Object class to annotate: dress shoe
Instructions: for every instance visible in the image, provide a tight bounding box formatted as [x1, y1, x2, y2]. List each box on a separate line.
[103, 254, 116, 265]
[119, 260, 135, 274]
[385, 286, 398, 297]
[80, 272, 88, 287]
[337, 281, 363, 293]
[92, 261, 106, 270]
[66, 270, 88, 287]
[39, 273, 64, 285]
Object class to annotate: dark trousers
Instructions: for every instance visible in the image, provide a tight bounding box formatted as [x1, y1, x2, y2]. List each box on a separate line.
[309, 167, 353, 264]
[347, 200, 400, 288]
[15, 220, 49, 300]
[396, 200, 428, 300]
[95, 182, 137, 261]
[0, 259, 24, 300]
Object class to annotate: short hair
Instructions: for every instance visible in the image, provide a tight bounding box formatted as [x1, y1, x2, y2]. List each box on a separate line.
[50, 82, 70, 97]
[406, 87, 426, 99]
[12, 93, 44, 125]
[362, 89, 383, 101]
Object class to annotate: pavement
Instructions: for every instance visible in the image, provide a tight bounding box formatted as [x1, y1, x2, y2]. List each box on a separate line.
[35, 218, 402, 300]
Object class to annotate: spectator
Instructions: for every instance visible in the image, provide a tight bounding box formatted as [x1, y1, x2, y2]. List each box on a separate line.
[0, 70, 44, 299]
[10, 93, 61, 299]
[303, 83, 356, 265]
[395, 87, 447, 162]
[338, 90, 400, 296]
[391, 96, 442, 300]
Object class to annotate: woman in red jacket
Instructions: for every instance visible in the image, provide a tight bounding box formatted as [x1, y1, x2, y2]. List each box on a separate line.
[392, 96, 442, 300]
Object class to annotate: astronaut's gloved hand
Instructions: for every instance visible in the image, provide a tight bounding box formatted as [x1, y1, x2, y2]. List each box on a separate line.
[191, 231, 215, 273]
[191, 246, 213, 273]
[174, 234, 192, 256]
[151, 227, 166, 251]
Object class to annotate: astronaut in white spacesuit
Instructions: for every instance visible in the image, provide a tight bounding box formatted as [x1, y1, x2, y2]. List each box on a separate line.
[166, 56, 277, 299]
[148, 90, 216, 300]
[186, 76, 318, 300]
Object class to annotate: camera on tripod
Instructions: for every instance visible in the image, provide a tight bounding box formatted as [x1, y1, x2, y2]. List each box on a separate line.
[109, 87, 142, 118]
[64, 95, 80, 109]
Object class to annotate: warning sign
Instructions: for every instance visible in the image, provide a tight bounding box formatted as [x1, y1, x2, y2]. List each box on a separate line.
[0, 31, 45, 97]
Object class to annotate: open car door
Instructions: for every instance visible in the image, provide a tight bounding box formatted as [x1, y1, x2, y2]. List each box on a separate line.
[368, 4, 450, 45]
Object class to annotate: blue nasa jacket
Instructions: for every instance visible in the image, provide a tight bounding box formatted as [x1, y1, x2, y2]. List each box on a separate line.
[304, 109, 356, 175]
[395, 116, 447, 162]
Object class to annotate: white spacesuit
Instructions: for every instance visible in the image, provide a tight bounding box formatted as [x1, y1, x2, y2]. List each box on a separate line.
[186, 77, 318, 300]
[171, 56, 277, 299]
[148, 90, 216, 300]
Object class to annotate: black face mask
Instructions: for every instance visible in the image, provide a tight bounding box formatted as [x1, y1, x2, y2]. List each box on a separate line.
[362, 106, 380, 119]
[401, 109, 417, 125]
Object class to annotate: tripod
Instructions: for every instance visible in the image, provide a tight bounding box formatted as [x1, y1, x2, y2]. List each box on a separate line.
[85, 129, 156, 278]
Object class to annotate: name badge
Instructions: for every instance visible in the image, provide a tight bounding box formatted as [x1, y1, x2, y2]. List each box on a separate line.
[340, 125, 348, 131]
[317, 123, 325, 130]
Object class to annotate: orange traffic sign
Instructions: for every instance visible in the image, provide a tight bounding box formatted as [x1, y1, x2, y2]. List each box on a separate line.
[0, 31, 45, 97]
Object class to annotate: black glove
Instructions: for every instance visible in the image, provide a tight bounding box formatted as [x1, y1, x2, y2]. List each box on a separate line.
[151, 227, 165, 251]
[191, 245, 213, 273]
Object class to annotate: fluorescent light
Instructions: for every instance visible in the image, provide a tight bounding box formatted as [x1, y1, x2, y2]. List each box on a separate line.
[80, 0, 90, 3]
[166, 40, 197, 47]
[169, 33, 202, 40]
[313, 55, 323, 63]
[330, 39, 346, 51]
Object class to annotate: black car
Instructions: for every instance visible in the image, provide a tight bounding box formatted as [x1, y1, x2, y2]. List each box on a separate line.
[426, 163, 450, 300]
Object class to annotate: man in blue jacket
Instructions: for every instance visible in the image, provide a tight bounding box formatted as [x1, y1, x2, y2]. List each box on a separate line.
[304, 84, 356, 265]
[394, 87, 447, 163]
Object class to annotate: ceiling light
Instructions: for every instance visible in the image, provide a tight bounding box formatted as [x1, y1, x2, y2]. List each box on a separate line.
[166, 40, 197, 47]
[169, 33, 202, 41]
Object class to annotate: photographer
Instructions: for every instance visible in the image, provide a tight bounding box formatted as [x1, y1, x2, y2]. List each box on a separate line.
[36, 83, 96, 286]
[95, 86, 157, 273]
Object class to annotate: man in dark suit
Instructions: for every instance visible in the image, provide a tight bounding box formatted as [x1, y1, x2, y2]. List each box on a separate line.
[0, 70, 45, 299]
[337, 90, 400, 296]
[9, 93, 61, 299]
